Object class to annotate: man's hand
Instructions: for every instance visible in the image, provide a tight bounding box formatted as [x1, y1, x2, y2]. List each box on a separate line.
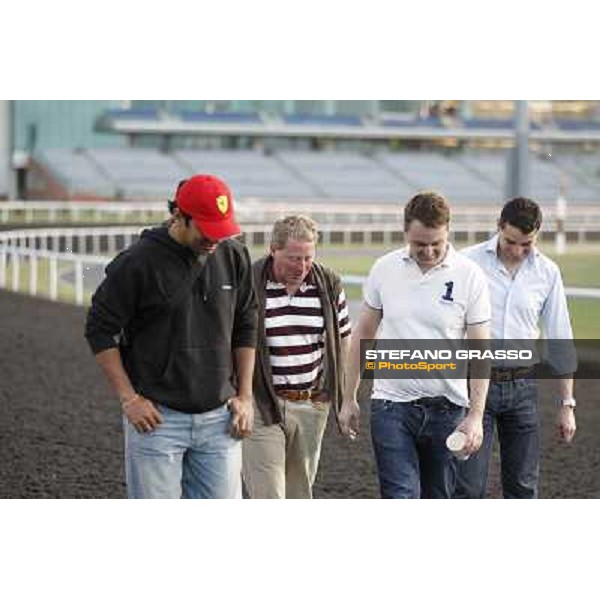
[339, 398, 360, 439]
[456, 411, 484, 455]
[122, 394, 163, 433]
[556, 406, 576, 443]
[228, 394, 254, 439]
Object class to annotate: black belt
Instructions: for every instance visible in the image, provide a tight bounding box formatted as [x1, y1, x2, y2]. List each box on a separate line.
[490, 367, 534, 383]
[411, 396, 451, 407]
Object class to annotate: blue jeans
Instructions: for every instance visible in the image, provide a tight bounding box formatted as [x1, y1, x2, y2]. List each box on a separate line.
[370, 397, 466, 499]
[124, 403, 242, 499]
[454, 379, 539, 499]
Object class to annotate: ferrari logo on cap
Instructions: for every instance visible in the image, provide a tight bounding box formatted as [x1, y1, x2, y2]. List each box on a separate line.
[216, 195, 229, 215]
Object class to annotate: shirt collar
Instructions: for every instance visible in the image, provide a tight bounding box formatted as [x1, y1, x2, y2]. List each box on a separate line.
[441, 244, 458, 267]
[399, 243, 456, 269]
[486, 232, 540, 263]
[485, 234, 500, 255]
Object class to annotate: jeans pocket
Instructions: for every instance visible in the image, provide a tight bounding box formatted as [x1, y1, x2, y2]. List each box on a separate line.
[371, 398, 392, 417]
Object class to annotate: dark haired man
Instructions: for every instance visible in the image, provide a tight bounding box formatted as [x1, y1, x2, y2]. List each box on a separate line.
[339, 192, 491, 498]
[85, 174, 257, 499]
[455, 197, 576, 499]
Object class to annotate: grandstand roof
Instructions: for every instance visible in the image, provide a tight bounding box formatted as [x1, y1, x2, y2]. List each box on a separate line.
[95, 109, 600, 144]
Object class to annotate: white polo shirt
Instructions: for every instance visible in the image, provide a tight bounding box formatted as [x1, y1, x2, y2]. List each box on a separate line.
[363, 244, 491, 407]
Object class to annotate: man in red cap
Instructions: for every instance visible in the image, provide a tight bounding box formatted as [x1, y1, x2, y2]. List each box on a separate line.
[86, 174, 257, 499]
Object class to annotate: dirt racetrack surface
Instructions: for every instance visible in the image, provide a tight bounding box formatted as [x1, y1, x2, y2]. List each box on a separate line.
[1, 289, 598, 499]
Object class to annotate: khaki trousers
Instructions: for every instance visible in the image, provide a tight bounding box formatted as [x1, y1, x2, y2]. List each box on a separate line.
[242, 399, 330, 499]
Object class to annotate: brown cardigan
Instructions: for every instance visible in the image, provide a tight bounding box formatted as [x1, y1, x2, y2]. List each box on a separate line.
[252, 256, 345, 428]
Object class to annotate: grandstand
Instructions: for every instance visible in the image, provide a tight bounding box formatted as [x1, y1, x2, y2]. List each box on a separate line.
[4, 100, 600, 206]
[377, 152, 498, 202]
[275, 151, 410, 201]
[27, 147, 600, 206]
[84, 148, 189, 200]
[174, 149, 315, 199]
[34, 149, 115, 199]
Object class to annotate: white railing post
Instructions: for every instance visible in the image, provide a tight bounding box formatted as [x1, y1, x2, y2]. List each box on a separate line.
[0, 249, 6, 287]
[49, 256, 58, 300]
[78, 232, 86, 254]
[11, 251, 20, 291]
[29, 254, 38, 296]
[74, 259, 84, 306]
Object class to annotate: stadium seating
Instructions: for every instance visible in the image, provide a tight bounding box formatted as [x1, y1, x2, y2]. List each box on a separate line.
[174, 149, 315, 199]
[31, 147, 600, 205]
[551, 154, 600, 202]
[36, 149, 116, 197]
[379, 152, 500, 203]
[85, 148, 190, 199]
[459, 152, 506, 190]
[276, 151, 412, 201]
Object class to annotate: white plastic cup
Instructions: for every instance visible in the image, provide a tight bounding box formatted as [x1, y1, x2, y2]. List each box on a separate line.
[446, 430, 470, 461]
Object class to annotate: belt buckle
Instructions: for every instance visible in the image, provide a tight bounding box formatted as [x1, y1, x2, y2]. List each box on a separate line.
[280, 389, 312, 401]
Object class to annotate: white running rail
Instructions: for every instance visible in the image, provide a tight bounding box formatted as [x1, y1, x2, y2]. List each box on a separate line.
[2, 222, 600, 306]
[0, 226, 140, 305]
[2, 199, 600, 236]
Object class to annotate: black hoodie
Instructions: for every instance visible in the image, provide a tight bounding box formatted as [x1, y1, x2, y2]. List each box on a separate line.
[85, 226, 257, 414]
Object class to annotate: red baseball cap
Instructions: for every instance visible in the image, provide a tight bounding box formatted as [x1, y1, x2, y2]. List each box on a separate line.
[175, 174, 241, 240]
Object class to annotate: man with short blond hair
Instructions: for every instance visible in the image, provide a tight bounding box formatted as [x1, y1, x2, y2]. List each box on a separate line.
[243, 215, 351, 499]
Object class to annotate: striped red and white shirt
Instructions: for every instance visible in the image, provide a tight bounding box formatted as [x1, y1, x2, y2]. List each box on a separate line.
[265, 270, 351, 392]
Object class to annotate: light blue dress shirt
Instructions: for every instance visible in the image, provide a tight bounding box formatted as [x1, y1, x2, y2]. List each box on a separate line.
[462, 234, 575, 374]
